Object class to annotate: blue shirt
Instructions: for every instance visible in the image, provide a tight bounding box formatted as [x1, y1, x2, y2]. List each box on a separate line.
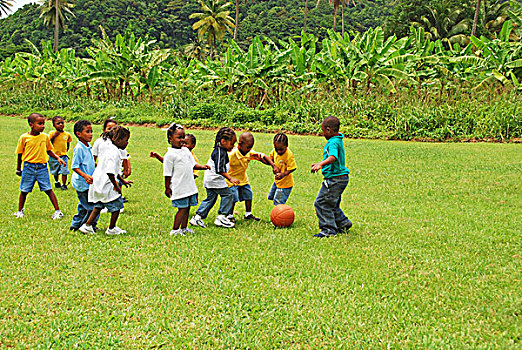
[321, 134, 350, 178]
[71, 141, 95, 192]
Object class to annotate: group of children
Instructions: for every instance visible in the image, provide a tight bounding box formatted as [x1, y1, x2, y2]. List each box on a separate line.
[14, 113, 352, 238]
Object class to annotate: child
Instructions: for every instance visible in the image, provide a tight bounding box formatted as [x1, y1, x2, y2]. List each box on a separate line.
[49, 116, 72, 190]
[70, 120, 100, 232]
[79, 126, 132, 235]
[227, 132, 279, 222]
[190, 127, 240, 228]
[267, 132, 297, 205]
[311, 116, 352, 238]
[14, 113, 66, 219]
[150, 132, 200, 179]
[162, 124, 209, 235]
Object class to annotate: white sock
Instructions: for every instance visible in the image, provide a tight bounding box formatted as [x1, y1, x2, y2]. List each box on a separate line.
[245, 212, 252, 217]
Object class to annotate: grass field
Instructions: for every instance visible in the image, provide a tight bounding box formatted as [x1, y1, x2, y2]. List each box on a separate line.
[0, 115, 520, 348]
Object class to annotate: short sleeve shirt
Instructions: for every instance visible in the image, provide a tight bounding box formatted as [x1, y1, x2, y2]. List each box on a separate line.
[71, 141, 95, 192]
[16, 132, 53, 164]
[227, 147, 263, 187]
[88, 143, 122, 203]
[49, 131, 72, 156]
[203, 146, 229, 189]
[270, 148, 297, 189]
[321, 134, 350, 178]
[163, 147, 198, 200]
[91, 137, 109, 157]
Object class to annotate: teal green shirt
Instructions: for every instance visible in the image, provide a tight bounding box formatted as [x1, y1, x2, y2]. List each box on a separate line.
[321, 134, 350, 178]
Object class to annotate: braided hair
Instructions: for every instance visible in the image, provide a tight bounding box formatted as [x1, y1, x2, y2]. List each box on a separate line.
[166, 122, 184, 142]
[273, 132, 288, 146]
[215, 127, 236, 148]
[103, 125, 130, 143]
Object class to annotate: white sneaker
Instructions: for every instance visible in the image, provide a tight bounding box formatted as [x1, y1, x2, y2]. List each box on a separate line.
[52, 210, 64, 220]
[13, 210, 24, 218]
[189, 215, 206, 228]
[183, 227, 195, 234]
[170, 228, 185, 236]
[214, 215, 235, 228]
[106, 226, 126, 235]
[227, 214, 235, 222]
[79, 224, 95, 234]
[100, 208, 108, 214]
[119, 208, 124, 213]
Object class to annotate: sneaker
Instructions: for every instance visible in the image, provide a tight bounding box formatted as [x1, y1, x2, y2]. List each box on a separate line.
[313, 231, 335, 238]
[182, 227, 195, 234]
[61, 184, 68, 191]
[13, 210, 24, 218]
[227, 214, 235, 223]
[100, 208, 108, 214]
[55, 181, 61, 188]
[244, 213, 260, 221]
[119, 208, 124, 213]
[79, 224, 95, 234]
[214, 215, 235, 228]
[106, 226, 126, 235]
[170, 228, 185, 236]
[69, 226, 78, 231]
[51, 210, 64, 220]
[122, 197, 129, 203]
[189, 215, 206, 228]
[338, 221, 353, 234]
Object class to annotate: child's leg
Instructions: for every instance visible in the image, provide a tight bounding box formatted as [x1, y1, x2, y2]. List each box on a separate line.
[216, 188, 234, 216]
[195, 188, 218, 219]
[173, 207, 190, 229]
[54, 174, 60, 183]
[108, 210, 120, 229]
[71, 191, 89, 229]
[44, 190, 60, 210]
[314, 177, 349, 235]
[18, 192, 28, 211]
[245, 200, 252, 212]
[61, 174, 67, 186]
[85, 208, 101, 226]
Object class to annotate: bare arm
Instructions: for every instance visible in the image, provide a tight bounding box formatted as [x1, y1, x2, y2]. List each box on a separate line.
[47, 150, 66, 166]
[123, 158, 131, 178]
[150, 152, 164, 163]
[117, 174, 133, 187]
[275, 168, 296, 180]
[50, 131, 60, 143]
[16, 154, 22, 176]
[108, 173, 121, 194]
[194, 163, 210, 170]
[311, 155, 336, 173]
[164, 176, 172, 198]
[73, 168, 93, 184]
[219, 172, 240, 185]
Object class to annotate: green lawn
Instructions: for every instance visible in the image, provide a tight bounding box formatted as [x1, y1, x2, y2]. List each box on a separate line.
[0, 115, 520, 348]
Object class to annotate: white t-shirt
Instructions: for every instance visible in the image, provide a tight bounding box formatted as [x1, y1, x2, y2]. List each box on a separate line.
[203, 146, 229, 189]
[163, 147, 197, 200]
[88, 142, 123, 203]
[92, 137, 128, 175]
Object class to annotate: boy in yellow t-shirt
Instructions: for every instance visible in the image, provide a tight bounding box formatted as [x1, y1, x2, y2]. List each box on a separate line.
[268, 132, 297, 205]
[14, 113, 66, 219]
[227, 132, 278, 221]
[49, 116, 72, 190]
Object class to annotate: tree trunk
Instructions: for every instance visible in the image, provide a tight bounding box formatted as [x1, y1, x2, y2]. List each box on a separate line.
[333, 5, 337, 31]
[304, 0, 309, 33]
[234, 0, 239, 40]
[54, 0, 59, 52]
[472, 0, 481, 36]
[341, 0, 345, 36]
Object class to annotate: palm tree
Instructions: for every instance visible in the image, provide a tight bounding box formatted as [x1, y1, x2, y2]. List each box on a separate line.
[304, 0, 309, 33]
[0, 0, 13, 16]
[472, 0, 481, 36]
[39, 0, 75, 52]
[190, 0, 235, 58]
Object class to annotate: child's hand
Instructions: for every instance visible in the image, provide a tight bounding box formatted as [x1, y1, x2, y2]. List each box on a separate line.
[114, 184, 122, 195]
[275, 172, 284, 180]
[123, 169, 131, 178]
[58, 158, 66, 167]
[311, 163, 322, 173]
[230, 177, 240, 185]
[149, 151, 159, 158]
[122, 180, 133, 188]
[272, 165, 280, 174]
[16, 169, 22, 177]
[83, 174, 93, 184]
[251, 153, 262, 161]
[204, 165, 210, 170]
[165, 188, 172, 198]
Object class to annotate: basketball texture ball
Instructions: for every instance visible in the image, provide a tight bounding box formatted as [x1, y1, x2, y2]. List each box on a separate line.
[270, 204, 295, 227]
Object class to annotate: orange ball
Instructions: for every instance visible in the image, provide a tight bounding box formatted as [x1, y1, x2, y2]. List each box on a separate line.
[270, 204, 295, 227]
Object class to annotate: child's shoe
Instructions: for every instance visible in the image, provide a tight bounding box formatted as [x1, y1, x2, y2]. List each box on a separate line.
[51, 210, 64, 220]
[61, 184, 68, 191]
[13, 210, 24, 218]
[106, 226, 126, 235]
[227, 214, 235, 223]
[79, 224, 96, 234]
[189, 215, 206, 228]
[170, 228, 185, 236]
[313, 231, 335, 238]
[183, 227, 195, 234]
[244, 213, 260, 221]
[214, 215, 235, 228]
[100, 208, 109, 214]
[55, 181, 61, 188]
[337, 221, 352, 234]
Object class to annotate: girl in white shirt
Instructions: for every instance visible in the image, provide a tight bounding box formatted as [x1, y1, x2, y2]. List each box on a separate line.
[163, 124, 209, 236]
[80, 126, 132, 236]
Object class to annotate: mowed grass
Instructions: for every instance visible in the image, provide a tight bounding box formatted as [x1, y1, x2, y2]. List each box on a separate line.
[0, 115, 520, 348]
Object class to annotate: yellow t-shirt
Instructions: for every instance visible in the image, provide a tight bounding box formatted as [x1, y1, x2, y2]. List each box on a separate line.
[226, 147, 263, 187]
[49, 130, 72, 156]
[270, 148, 297, 189]
[16, 132, 53, 164]
[191, 150, 199, 177]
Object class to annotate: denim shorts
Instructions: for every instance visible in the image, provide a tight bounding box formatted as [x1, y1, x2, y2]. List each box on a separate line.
[172, 193, 198, 208]
[20, 162, 52, 193]
[267, 183, 292, 205]
[48, 155, 70, 176]
[93, 196, 124, 213]
[230, 184, 253, 202]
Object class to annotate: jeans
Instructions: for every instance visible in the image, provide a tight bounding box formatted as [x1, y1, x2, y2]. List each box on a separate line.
[267, 183, 292, 205]
[314, 175, 351, 235]
[71, 190, 99, 229]
[20, 162, 52, 192]
[196, 187, 234, 219]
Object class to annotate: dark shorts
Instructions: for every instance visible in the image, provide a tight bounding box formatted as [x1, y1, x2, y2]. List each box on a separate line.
[229, 184, 253, 203]
[48, 155, 70, 176]
[20, 162, 52, 193]
[172, 193, 198, 208]
[93, 196, 124, 213]
[267, 183, 292, 205]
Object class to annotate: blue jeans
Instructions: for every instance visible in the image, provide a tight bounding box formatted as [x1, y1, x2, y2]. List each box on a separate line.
[71, 190, 99, 229]
[49, 155, 70, 176]
[314, 175, 351, 235]
[20, 162, 52, 192]
[196, 187, 233, 219]
[267, 183, 292, 205]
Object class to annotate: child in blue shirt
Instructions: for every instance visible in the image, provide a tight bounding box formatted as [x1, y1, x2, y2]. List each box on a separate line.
[311, 116, 352, 238]
[70, 120, 99, 231]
